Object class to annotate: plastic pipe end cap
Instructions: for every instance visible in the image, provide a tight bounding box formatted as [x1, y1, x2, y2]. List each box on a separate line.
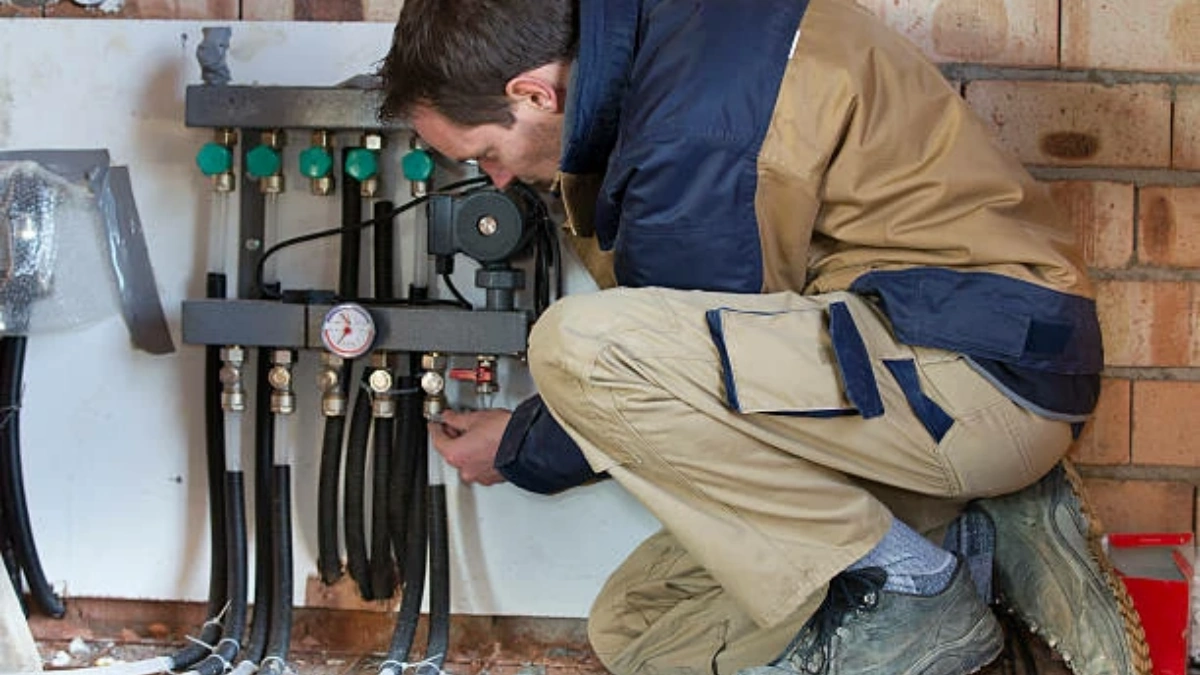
[246, 145, 283, 178]
[299, 146, 335, 179]
[402, 149, 434, 182]
[344, 148, 379, 181]
[196, 142, 233, 176]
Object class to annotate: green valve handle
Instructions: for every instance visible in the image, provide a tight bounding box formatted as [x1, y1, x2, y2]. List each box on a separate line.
[246, 145, 282, 179]
[299, 146, 334, 179]
[344, 148, 379, 181]
[402, 149, 434, 183]
[196, 143, 233, 176]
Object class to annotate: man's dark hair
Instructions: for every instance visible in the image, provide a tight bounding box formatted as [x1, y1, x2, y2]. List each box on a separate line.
[379, 0, 577, 127]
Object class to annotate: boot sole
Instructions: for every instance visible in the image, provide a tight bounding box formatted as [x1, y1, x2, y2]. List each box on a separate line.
[997, 459, 1152, 675]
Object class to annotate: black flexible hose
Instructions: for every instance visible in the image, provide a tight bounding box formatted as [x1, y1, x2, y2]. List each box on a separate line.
[259, 464, 293, 675]
[317, 414, 346, 584]
[384, 432, 427, 668]
[192, 471, 249, 675]
[370, 414, 397, 597]
[426, 473, 450, 668]
[0, 504, 26, 616]
[374, 200, 396, 301]
[243, 351, 276, 663]
[340, 153, 363, 300]
[170, 274, 230, 670]
[344, 368, 374, 599]
[369, 200, 399, 598]
[387, 376, 420, 586]
[0, 336, 64, 618]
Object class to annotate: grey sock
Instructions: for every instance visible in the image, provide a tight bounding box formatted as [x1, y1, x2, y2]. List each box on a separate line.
[943, 508, 995, 603]
[848, 518, 956, 596]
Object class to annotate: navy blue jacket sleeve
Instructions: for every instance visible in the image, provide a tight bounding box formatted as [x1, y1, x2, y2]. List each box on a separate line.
[494, 395, 601, 494]
[492, 393, 600, 494]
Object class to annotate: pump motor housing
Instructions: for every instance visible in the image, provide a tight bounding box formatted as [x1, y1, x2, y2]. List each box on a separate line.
[427, 187, 536, 265]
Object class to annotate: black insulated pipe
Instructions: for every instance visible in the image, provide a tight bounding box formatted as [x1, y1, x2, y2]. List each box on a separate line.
[343, 369, 374, 599]
[387, 377, 420, 586]
[243, 351, 276, 664]
[370, 200, 399, 598]
[317, 414, 345, 584]
[426, 470, 450, 669]
[0, 514, 24, 616]
[382, 427, 427, 671]
[0, 336, 64, 618]
[259, 464, 294, 675]
[191, 470, 249, 675]
[374, 200, 396, 301]
[340, 152, 363, 300]
[170, 273, 231, 670]
[370, 413, 398, 597]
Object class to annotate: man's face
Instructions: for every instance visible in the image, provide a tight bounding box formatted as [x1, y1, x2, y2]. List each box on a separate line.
[410, 103, 563, 190]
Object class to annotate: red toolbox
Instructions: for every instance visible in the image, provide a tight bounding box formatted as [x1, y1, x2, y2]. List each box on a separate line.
[1107, 532, 1194, 675]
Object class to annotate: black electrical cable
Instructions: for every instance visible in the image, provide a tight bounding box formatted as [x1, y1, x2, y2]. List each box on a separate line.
[243, 351, 276, 664]
[508, 181, 561, 317]
[382, 420, 428, 672]
[0, 335, 64, 618]
[440, 273, 473, 310]
[191, 470, 249, 675]
[254, 177, 490, 300]
[343, 368, 375, 600]
[170, 273, 230, 670]
[316, 413, 346, 584]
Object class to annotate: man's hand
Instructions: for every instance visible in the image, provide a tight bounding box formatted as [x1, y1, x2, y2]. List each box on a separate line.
[429, 408, 512, 486]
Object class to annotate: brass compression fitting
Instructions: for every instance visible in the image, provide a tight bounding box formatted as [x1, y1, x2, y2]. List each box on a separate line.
[219, 345, 246, 413]
[268, 349, 296, 415]
[316, 352, 347, 417]
[368, 352, 396, 419]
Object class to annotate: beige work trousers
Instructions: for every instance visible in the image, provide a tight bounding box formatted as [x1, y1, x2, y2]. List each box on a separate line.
[527, 287, 1072, 675]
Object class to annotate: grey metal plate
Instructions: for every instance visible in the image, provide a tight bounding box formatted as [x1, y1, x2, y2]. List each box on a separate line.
[106, 167, 175, 354]
[185, 86, 409, 131]
[182, 299, 308, 347]
[183, 300, 530, 355]
[309, 305, 530, 355]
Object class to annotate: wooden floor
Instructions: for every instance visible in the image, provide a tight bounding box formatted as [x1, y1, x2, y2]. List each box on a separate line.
[33, 620, 1072, 675]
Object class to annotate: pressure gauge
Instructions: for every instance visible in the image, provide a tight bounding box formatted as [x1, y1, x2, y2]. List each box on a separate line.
[320, 303, 376, 359]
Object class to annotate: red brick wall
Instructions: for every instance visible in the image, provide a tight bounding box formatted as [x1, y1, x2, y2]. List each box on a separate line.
[5, 0, 1199, 536]
[865, 0, 1200, 536]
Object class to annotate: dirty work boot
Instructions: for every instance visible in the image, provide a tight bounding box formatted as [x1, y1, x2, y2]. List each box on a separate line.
[974, 459, 1152, 675]
[738, 561, 1001, 675]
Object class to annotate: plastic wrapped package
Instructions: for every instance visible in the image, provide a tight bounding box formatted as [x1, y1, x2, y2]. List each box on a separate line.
[0, 151, 171, 352]
[0, 160, 117, 335]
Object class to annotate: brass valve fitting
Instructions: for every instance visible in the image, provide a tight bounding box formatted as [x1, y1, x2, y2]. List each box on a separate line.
[268, 349, 295, 415]
[219, 345, 246, 413]
[317, 352, 347, 417]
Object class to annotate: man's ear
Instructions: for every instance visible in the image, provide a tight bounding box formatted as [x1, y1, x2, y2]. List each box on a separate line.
[505, 62, 569, 113]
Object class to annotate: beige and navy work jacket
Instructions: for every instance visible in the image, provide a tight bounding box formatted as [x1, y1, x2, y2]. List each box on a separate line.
[495, 0, 1103, 493]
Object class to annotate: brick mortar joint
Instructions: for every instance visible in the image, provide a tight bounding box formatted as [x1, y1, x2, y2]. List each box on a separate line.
[1076, 463, 1200, 485]
[1089, 268, 1200, 282]
[941, 64, 1200, 87]
[1029, 167, 1200, 187]
[1101, 367, 1200, 382]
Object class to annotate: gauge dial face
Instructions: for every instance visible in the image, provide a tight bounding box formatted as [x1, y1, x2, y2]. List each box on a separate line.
[320, 303, 376, 359]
